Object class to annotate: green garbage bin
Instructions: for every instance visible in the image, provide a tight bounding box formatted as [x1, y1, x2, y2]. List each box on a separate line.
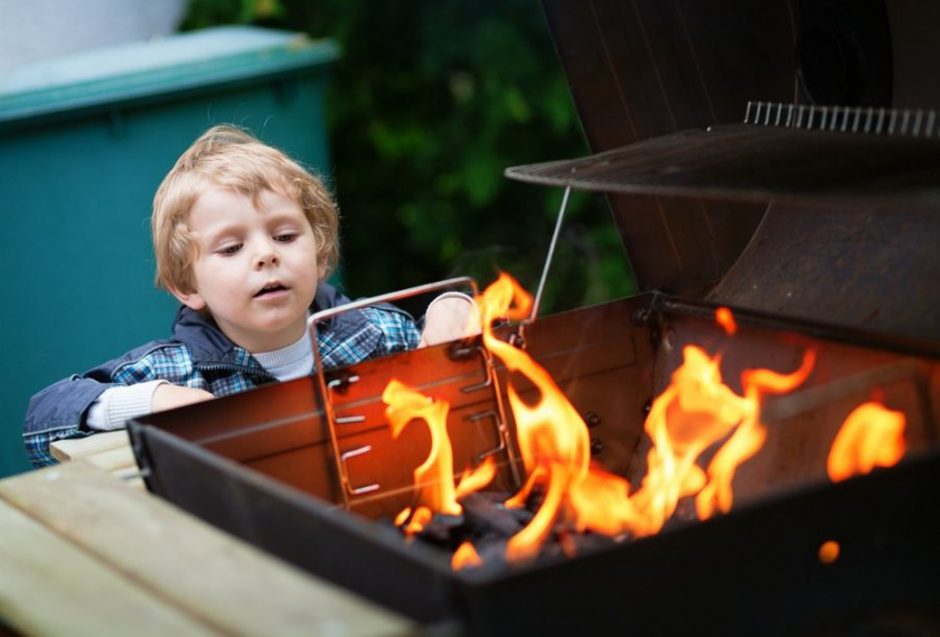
[0, 26, 339, 476]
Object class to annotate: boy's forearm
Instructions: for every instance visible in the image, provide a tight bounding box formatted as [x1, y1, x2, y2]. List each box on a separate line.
[86, 380, 169, 431]
[25, 376, 111, 434]
[23, 376, 113, 468]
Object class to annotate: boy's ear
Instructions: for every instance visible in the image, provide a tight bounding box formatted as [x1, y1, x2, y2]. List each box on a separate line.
[169, 286, 207, 311]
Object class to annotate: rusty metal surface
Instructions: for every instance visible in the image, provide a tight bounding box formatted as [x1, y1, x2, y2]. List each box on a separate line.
[126, 288, 940, 636]
[505, 124, 940, 208]
[537, 0, 797, 297]
[131, 416, 940, 635]
[505, 296, 655, 478]
[536, 0, 940, 309]
[631, 302, 940, 513]
[540, 0, 797, 150]
[131, 292, 940, 634]
[707, 203, 940, 342]
[135, 298, 653, 518]
[136, 342, 515, 518]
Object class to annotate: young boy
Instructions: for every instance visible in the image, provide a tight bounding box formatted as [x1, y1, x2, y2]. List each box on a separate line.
[23, 125, 473, 468]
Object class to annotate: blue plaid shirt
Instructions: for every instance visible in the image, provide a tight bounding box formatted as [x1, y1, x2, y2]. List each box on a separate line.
[24, 284, 419, 468]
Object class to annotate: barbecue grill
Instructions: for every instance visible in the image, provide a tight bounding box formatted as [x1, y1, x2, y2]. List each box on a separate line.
[128, 2, 940, 634]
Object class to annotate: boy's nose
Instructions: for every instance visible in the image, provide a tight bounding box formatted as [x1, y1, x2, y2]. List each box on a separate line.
[255, 245, 280, 268]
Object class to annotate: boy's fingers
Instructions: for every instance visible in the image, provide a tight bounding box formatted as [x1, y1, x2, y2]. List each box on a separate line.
[151, 384, 215, 413]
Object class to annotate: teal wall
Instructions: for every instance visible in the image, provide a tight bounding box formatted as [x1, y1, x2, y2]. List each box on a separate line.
[0, 56, 334, 477]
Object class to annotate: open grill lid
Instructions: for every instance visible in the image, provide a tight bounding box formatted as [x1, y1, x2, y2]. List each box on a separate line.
[520, 0, 940, 343]
[504, 120, 940, 208]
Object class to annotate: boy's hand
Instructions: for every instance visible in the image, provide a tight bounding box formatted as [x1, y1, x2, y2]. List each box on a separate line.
[419, 292, 482, 347]
[151, 384, 215, 413]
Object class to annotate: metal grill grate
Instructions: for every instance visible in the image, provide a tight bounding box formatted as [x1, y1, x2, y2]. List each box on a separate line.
[744, 101, 939, 138]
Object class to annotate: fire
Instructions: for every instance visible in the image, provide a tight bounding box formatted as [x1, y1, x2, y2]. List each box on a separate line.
[455, 456, 497, 499]
[383, 379, 495, 533]
[452, 541, 483, 569]
[474, 273, 816, 559]
[384, 274, 913, 570]
[716, 306, 737, 335]
[385, 379, 461, 517]
[818, 540, 840, 565]
[828, 401, 906, 482]
[694, 347, 816, 519]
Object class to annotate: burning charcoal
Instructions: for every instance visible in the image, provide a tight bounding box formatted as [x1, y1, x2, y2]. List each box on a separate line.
[473, 537, 509, 570]
[506, 505, 534, 527]
[461, 492, 524, 538]
[531, 527, 622, 565]
[660, 499, 700, 534]
[560, 531, 619, 556]
[479, 490, 512, 503]
[672, 496, 699, 522]
[416, 513, 465, 549]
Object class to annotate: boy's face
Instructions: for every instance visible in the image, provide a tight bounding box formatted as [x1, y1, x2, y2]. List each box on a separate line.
[173, 185, 322, 352]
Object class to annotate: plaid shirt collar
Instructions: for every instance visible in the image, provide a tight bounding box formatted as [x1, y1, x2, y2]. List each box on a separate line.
[169, 282, 379, 372]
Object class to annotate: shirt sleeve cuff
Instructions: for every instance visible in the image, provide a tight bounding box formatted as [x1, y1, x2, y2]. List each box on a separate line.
[86, 380, 169, 431]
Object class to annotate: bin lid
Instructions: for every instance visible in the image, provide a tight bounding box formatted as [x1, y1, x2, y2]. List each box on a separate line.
[0, 25, 339, 126]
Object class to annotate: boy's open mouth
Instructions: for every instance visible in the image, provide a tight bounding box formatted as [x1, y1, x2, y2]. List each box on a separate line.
[254, 282, 289, 297]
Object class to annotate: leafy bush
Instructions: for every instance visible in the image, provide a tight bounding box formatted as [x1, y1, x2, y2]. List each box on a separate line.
[182, 0, 636, 313]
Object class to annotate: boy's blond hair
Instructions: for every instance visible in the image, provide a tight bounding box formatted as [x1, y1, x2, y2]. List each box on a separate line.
[152, 124, 339, 294]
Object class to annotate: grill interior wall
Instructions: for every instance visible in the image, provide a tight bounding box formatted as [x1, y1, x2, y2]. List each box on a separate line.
[628, 309, 940, 514]
[139, 294, 940, 522]
[138, 297, 658, 518]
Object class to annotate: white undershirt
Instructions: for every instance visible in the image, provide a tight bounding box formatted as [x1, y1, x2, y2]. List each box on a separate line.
[251, 328, 314, 382]
[86, 330, 313, 431]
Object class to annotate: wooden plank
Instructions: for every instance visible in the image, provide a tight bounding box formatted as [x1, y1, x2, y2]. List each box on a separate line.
[0, 498, 220, 637]
[0, 462, 417, 637]
[83, 444, 137, 472]
[51, 430, 130, 461]
[50, 430, 144, 488]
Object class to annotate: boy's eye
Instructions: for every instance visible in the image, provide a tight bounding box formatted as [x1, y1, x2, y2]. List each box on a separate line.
[274, 233, 297, 243]
[217, 244, 242, 255]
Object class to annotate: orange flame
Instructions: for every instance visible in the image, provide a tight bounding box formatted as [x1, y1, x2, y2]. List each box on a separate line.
[475, 274, 816, 559]
[386, 274, 840, 569]
[695, 347, 816, 519]
[476, 274, 592, 560]
[818, 540, 840, 565]
[828, 401, 906, 482]
[394, 507, 412, 527]
[383, 379, 496, 533]
[452, 541, 483, 569]
[716, 307, 737, 335]
[455, 455, 497, 500]
[404, 506, 432, 535]
[384, 379, 461, 516]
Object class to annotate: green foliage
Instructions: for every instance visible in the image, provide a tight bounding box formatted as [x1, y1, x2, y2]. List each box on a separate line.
[181, 0, 636, 314]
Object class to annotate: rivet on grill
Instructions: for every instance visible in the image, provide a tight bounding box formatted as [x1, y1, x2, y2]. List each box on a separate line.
[447, 341, 478, 361]
[642, 399, 652, 416]
[585, 412, 602, 428]
[662, 326, 676, 352]
[590, 438, 605, 455]
[632, 308, 652, 326]
[327, 374, 360, 394]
